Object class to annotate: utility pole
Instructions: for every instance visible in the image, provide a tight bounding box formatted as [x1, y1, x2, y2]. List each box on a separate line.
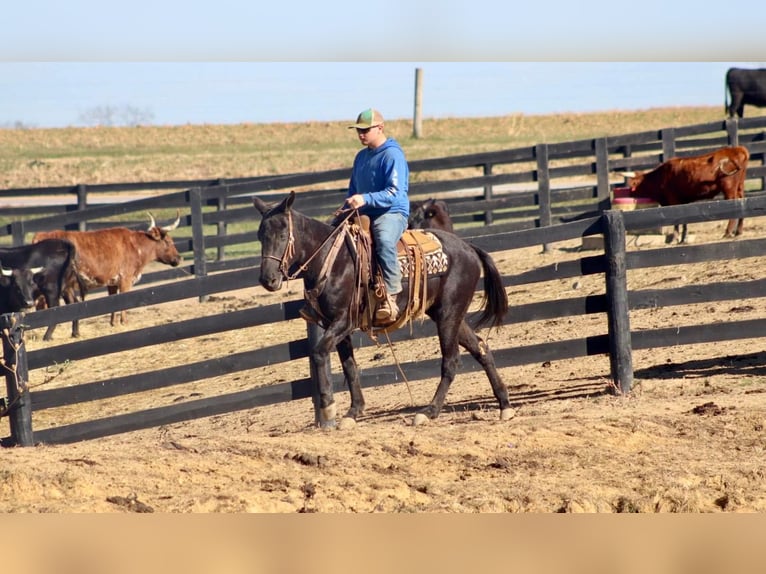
[413, 68, 423, 139]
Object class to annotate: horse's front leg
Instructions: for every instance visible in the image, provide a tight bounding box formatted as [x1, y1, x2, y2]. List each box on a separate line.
[336, 334, 364, 429]
[310, 319, 354, 429]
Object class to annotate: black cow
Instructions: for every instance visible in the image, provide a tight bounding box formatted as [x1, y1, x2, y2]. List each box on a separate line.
[0, 263, 43, 315]
[0, 240, 79, 339]
[725, 68, 766, 118]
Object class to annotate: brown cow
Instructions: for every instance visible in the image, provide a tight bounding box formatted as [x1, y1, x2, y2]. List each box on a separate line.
[32, 211, 182, 338]
[408, 198, 454, 232]
[621, 145, 749, 243]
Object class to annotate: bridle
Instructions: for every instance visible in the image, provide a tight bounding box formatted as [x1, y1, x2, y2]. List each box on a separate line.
[262, 209, 296, 279]
[262, 208, 356, 282]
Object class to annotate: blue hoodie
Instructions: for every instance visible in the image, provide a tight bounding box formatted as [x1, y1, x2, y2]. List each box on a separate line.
[347, 137, 409, 218]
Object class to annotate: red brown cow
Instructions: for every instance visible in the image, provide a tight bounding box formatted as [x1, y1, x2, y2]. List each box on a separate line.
[32, 211, 182, 338]
[408, 198, 454, 232]
[620, 145, 749, 243]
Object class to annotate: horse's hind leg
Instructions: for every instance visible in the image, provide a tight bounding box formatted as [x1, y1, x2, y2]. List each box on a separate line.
[336, 335, 365, 426]
[416, 318, 463, 422]
[457, 321, 514, 420]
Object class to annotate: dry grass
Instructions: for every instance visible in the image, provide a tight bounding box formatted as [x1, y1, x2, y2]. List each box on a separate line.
[0, 106, 724, 189]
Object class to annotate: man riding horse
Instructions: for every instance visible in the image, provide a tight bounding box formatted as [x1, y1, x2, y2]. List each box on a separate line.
[343, 108, 410, 324]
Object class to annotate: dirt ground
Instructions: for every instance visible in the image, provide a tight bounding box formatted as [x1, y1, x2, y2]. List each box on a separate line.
[2, 217, 766, 513]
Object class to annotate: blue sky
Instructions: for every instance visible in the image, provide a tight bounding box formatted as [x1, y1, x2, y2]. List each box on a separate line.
[2, 2, 764, 128]
[1, 62, 763, 128]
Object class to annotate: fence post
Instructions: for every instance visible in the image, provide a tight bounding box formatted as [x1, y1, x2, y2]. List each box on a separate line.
[661, 128, 676, 161]
[189, 187, 209, 303]
[482, 163, 494, 225]
[602, 210, 633, 395]
[216, 180, 227, 262]
[306, 323, 332, 426]
[0, 313, 34, 447]
[10, 221, 25, 247]
[595, 138, 611, 211]
[725, 118, 739, 146]
[536, 144, 551, 252]
[77, 184, 87, 231]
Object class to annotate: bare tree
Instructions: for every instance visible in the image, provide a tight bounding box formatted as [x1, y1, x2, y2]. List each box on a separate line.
[120, 105, 154, 127]
[0, 121, 35, 130]
[78, 105, 118, 127]
[78, 105, 154, 127]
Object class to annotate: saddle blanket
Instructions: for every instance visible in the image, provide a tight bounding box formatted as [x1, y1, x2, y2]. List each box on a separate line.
[397, 230, 449, 277]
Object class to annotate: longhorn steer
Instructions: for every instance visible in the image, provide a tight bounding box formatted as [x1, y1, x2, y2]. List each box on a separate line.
[620, 146, 750, 243]
[32, 212, 182, 338]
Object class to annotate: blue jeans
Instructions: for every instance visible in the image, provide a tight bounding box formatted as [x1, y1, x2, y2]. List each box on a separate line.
[371, 212, 407, 295]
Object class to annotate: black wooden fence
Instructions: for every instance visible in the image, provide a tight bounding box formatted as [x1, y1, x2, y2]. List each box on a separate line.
[3, 195, 765, 445]
[3, 116, 766, 445]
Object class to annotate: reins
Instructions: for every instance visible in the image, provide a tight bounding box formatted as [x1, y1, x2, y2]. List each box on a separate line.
[267, 208, 357, 284]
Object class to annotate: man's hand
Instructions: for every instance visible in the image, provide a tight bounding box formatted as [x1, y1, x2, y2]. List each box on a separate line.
[345, 194, 367, 209]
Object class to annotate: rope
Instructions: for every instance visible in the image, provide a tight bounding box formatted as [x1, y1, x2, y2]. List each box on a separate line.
[285, 208, 356, 281]
[382, 329, 416, 407]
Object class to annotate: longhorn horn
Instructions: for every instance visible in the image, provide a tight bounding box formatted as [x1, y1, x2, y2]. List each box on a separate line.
[147, 212, 157, 230]
[161, 209, 181, 232]
[1, 264, 13, 277]
[618, 171, 637, 178]
[30, 266, 45, 274]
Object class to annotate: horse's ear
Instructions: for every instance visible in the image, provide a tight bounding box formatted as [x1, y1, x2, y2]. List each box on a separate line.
[253, 191, 296, 216]
[274, 190, 296, 214]
[253, 196, 271, 215]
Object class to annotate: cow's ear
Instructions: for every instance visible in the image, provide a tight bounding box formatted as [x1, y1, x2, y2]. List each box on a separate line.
[147, 227, 162, 240]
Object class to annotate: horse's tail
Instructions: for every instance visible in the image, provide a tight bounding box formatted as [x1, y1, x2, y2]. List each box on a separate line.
[471, 244, 508, 329]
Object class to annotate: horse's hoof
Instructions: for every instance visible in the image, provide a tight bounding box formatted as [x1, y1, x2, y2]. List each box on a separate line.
[338, 417, 357, 430]
[318, 419, 336, 430]
[318, 404, 337, 427]
[413, 413, 430, 426]
[500, 408, 516, 421]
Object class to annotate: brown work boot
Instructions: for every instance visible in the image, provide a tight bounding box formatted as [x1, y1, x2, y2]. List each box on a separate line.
[375, 293, 399, 323]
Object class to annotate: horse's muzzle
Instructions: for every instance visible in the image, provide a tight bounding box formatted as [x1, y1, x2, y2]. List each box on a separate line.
[259, 273, 282, 292]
